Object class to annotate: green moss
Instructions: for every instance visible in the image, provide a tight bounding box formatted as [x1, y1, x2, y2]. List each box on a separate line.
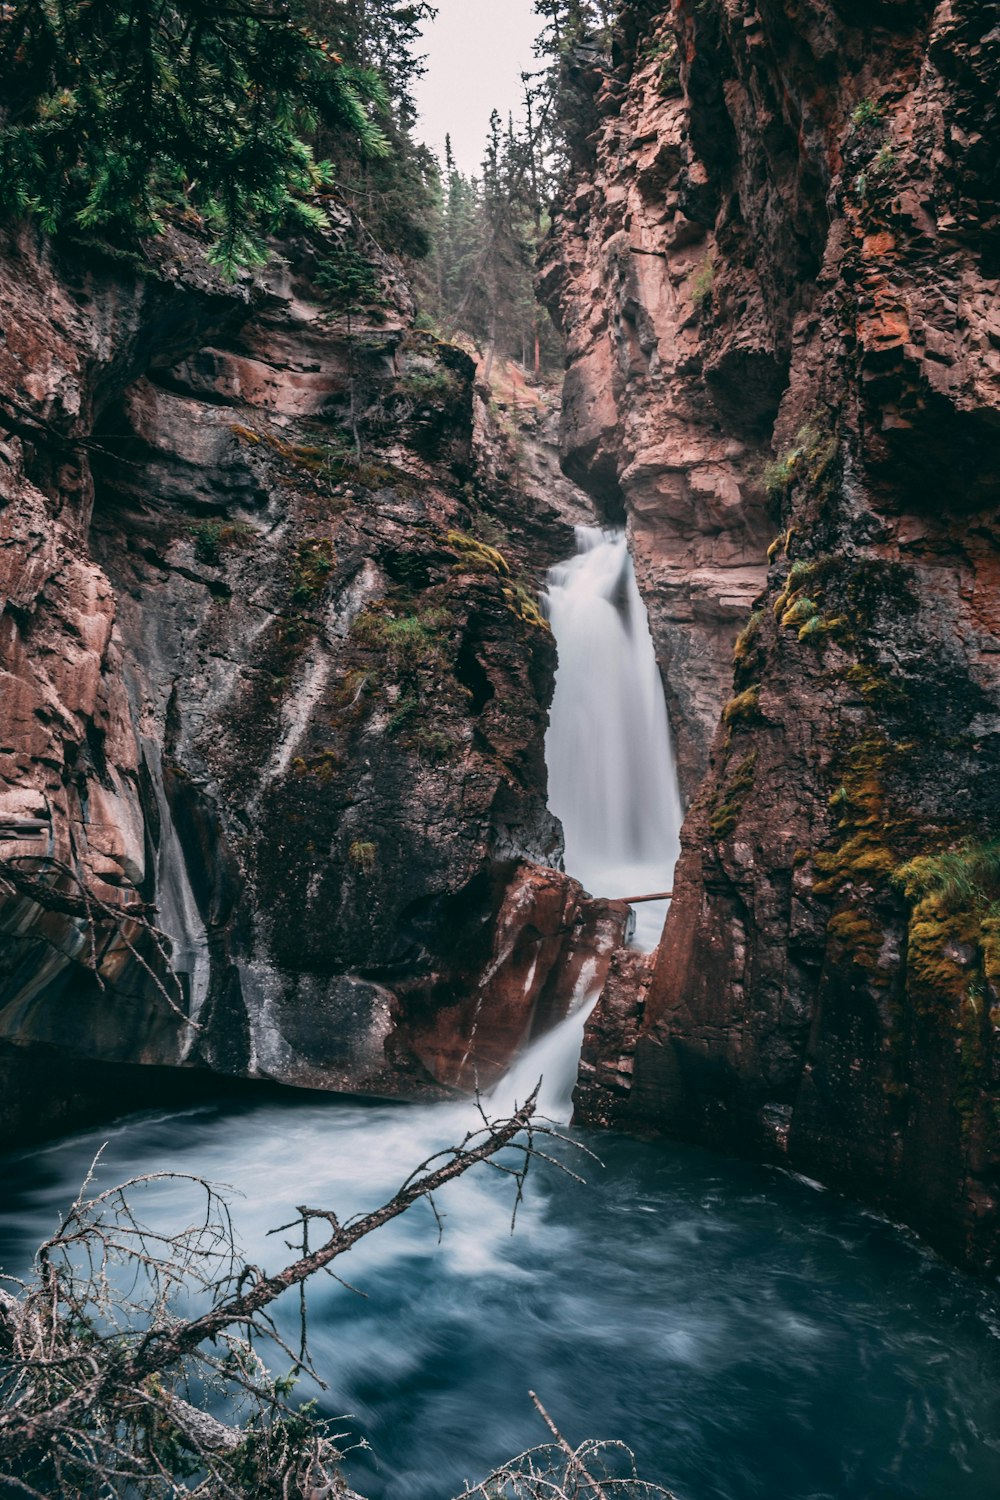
[813, 736, 898, 895]
[292, 748, 341, 784]
[502, 582, 551, 632]
[722, 684, 760, 726]
[446, 531, 549, 632]
[827, 906, 885, 977]
[798, 612, 846, 642]
[733, 609, 764, 665]
[891, 845, 1000, 1139]
[763, 424, 838, 506]
[780, 595, 818, 630]
[763, 455, 798, 502]
[446, 530, 511, 577]
[709, 751, 758, 840]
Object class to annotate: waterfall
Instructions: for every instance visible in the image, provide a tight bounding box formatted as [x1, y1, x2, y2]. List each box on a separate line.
[487, 526, 684, 1121]
[544, 525, 683, 952]
[142, 741, 210, 1037]
[489, 993, 600, 1121]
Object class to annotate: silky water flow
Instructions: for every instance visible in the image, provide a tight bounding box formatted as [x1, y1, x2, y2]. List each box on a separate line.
[2, 540, 999, 1500]
[543, 525, 682, 952]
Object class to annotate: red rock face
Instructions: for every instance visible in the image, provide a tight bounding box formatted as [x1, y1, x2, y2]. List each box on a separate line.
[394, 865, 630, 1092]
[563, 2, 1000, 1271]
[0, 222, 613, 1131]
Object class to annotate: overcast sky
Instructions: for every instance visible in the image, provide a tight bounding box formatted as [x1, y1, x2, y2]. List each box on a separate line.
[413, 0, 542, 178]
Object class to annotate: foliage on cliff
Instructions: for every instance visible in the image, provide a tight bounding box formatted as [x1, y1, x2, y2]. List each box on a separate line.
[0, 0, 397, 271]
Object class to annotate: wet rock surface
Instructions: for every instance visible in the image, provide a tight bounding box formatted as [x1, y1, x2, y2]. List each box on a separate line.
[0, 221, 606, 1132]
[569, 1, 1000, 1271]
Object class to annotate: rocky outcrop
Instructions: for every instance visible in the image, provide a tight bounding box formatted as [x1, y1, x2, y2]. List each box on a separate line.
[539, 16, 777, 797]
[567, 1, 1000, 1272]
[0, 218, 609, 1137]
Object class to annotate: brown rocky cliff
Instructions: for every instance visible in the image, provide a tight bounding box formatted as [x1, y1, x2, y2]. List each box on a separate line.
[556, 0, 1000, 1272]
[0, 219, 621, 1137]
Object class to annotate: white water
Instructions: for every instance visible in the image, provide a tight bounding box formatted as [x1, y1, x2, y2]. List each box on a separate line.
[142, 741, 210, 1036]
[544, 526, 683, 951]
[490, 992, 600, 1120]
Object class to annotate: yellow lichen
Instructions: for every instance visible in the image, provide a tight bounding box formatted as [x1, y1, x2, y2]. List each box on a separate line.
[446, 530, 511, 577]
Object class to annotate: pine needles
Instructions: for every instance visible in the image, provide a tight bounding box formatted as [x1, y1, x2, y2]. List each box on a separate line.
[0, 0, 390, 272]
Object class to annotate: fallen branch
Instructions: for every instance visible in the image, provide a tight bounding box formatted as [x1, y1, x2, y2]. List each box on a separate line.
[0, 1092, 546, 1496]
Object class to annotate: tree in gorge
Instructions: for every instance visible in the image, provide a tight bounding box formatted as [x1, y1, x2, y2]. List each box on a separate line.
[429, 105, 563, 378]
[0, 0, 393, 273]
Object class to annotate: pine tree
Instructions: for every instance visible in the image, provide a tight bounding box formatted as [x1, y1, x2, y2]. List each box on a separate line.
[0, 0, 394, 273]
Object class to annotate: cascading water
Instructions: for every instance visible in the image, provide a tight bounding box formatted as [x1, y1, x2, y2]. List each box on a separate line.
[142, 741, 210, 1034]
[544, 525, 683, 951]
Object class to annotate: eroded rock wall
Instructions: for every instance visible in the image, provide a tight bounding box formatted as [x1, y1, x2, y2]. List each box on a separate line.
[0, 220, 617, 1134]
[564, 0, 1000, 1271]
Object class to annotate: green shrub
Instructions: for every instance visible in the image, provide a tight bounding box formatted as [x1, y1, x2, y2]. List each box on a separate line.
[895, 842, 1000, 910]
[690, 257, 714, 311]
[315, 245, 384, 311]
[190, 519, 254, 566]
[352, 606, 451, 667]
[398, 366, 460, 403]
[851, 99, 884, 127]
[292, 538, 335, 603]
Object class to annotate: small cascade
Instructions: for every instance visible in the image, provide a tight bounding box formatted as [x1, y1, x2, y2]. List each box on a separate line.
[544, 525, 683, 951]
[142, 742, 210, 1036]
[489, 992, 600, 1122]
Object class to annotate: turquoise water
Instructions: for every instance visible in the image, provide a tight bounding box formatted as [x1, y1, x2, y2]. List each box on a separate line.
[2, 1092, 999, 1500]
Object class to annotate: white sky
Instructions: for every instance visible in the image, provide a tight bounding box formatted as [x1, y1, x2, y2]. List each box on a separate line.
[414, 0, 543, 178]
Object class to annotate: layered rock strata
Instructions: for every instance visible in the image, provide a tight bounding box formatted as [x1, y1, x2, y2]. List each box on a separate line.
[566, 0, 1000, 1271]
[0, 220, 612, 1138]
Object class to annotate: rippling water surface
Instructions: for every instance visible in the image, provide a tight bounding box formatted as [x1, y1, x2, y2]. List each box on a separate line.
[2, 1090, 999, 1500]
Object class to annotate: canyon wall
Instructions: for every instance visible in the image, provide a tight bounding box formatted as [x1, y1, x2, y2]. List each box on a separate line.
[560, 0, 1000, 1271]
[0, 220, 625, 1140]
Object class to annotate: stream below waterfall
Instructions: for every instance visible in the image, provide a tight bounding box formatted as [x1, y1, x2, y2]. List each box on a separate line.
[3, 1094, 1000, 1499]
[2, 529, 1000, 1499]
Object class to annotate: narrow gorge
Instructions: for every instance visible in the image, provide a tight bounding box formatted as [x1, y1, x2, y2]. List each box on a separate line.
[1, 1, 1000, 1496]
